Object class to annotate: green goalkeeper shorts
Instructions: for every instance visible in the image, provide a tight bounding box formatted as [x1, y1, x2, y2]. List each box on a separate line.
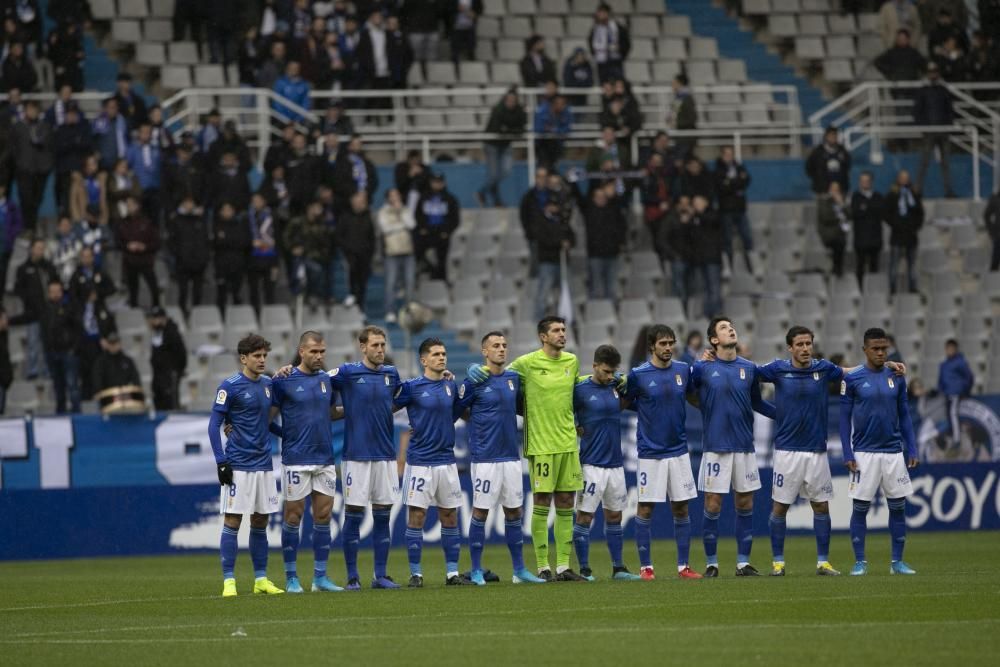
[528, 452, 583, 493]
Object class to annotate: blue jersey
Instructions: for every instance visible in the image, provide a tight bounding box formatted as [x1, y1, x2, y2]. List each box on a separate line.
[329, 362, 402, 461]
[271, 367, 336, 466]
[757, 358, 843, 453]
[455, 370, 521, 463]
[690, 357, 775, 453]
[839, 365, 917, 460]
[394, 376, 459, 466]
[624, 361, 691, 459]
[573, 378, 623, 468]
[212, 372, 274, 472]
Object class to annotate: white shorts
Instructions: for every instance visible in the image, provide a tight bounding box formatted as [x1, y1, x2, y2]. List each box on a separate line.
[402, 463, 464, 509]
[281, 464, 338, 502]
[848, 451, 914, 501]
[698, 452, 762, 494]
[471, 461, 524, 510]
[342, 460, 401, 506]
[577, 465, 628, 514]
[771, 450, 834, 505]
[220, 470, 281, 515]
[637, 454, 698, 504]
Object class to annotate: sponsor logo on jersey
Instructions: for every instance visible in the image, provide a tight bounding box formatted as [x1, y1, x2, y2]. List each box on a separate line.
[356, 377, 366, 384]
[215, 389, 227, 405]
[589, 395, 598, 401]
[331, 367, 339, 377]
[711, 371, 720, 377]
[483, 386, 493, 393]
[785, 373, 795, 378]
[459, 384, 466, 399]
[862, 382, 871, 388]
[739, 368, 746, 380]
[296, 385, 304, 392]
[421, 391, 430, 397]
[243, 392, 251, 399]
[648, 380, 657, 387]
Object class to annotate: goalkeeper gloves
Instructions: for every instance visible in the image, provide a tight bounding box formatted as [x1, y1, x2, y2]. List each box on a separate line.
[467, 363, 489, 384]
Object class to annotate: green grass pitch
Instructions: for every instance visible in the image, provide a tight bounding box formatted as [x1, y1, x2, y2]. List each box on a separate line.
[2, 532, 998, 666]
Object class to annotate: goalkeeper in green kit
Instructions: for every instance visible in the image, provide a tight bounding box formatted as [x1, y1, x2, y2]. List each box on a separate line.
[467, 316, 588, 581]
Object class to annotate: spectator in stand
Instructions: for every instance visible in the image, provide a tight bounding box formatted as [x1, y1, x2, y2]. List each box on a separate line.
[659, 196, 695, 316]
[519, 166, 548, 277]
[850, 171, 886, 288]
[13, 239, 55, 378]
[173, 0, 205, 53]
[589, 2, 630, 84]
[378, 188, 416, 322]
[316, 184, 342, 304]
[338, 15, 364, 92]
[714, 146, 753, 275]
[357, 11, 393, 109]
[206, 0, 239, 73]
[0, 88, 23, 188]
[67, 245, 115, 306]
[447, 0, 482, 65]
[0, 184, 23, 294]
[886, 169, 923, 296]
[238, 25, 264, 88]
[643, 129, 679, 172]
[69, 155, 107, 227]
[163, 143, 204, 212]
[531, 198, 574, 321]
[932, 34, 968, 81]
[257, 40, 288, 91]
[119, 195, 160, 308]
[598, 94, 642, 162]
[247, 192, 280, 315]
[533, 94, 572, 169]
[147, 306, 187, 412]
[805, 126, 851, 195]
[336, 191, 376, 311]
[273, 61, 313, 123]
[197, 108, 223, 155]
[76, 203, 109, 267]
[874, 29, 927, 83]
[167, 196, 210, 317]
[290, 0, 313, 45]
[259, 164, 292, 229]
[148, 106, 175, 155]
[415, 173, 460, 284]
[585, 126, 624, 187]
[641, 152, 672, 262]
[563, 48, 595, 108]
[40, 279, 80, 414]
[213, 201, 251, 315]
[520, 36, 557, 88]
[49, 214, 81, 284]
[667, 73, 696, 158]
[394, 149, 429, 209]
[126, 122, 164, 223]
[46, 20, 84, 90]
[285, 131, 322, 216]
[209, 151, 252, 212]
[914, 62, 956, 196]
[332, 135, 378, 203]
[477, 89, 526, 207]
[53, 103, 91, 213]
[113, 73, 147, 130]
[72, 281, 116, 403]
[967, 31, 999, 88]
[92, 97, 128, 172]
[207, 120, 252, 175]
[689, 195, 723, 318]
[321, 101, 355, 136]
[938, 338, 975, 445]
[44, 84, 75, 127]
[571, 177, 627, 302]
[9, 100, 52, 234]
[107, 158, 142, 236]
[879, 0, 922, 49]
[0, 41, 36, 91]
[679, 156, 713, 201]
[283, 200, 330, 302]
[91, 332, 141, 398]
[928, 7, 968, 56]
[817, 181, 851, 278]
[986, 188, 1000, 272]
[300, 17, 330, 86]
[0, 306, 10, 413]
[400, 0, 443, 79]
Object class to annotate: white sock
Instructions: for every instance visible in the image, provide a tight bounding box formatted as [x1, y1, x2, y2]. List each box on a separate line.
[736, 561, 750, 569]
[556, 565, 569, 574]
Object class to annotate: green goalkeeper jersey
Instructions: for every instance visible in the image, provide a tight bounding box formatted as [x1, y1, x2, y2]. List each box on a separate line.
[508, 349, 580, 456]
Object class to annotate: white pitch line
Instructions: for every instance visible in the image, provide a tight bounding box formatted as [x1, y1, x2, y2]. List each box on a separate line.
[0, 595, 216, 613]
[2, 619, 998, 646]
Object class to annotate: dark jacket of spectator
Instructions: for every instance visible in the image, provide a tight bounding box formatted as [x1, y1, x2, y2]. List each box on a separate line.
[167, 208, 211, 273]
[885, 185, 924, 247]
[679, 162, 714, 201]
[119, 213, 160, 269]
[13, 255, 57, 322]
[938, 351, 974, 397]
[394, 157, 429, 197]
[530, 204, 575, 264]
[400, 0, 444, 33]
[913, 80, 954, 126]
[874, 45, 928, 81]
[0, 327, 12, 393]
[9, 115, 54, 174]
[163, 151, 205, 209]
[484, 98, 527, 148]
[985, 191, 1000, 245]
[53, 116, 93, 177]
[335, 206, 376, 261]
[41, 296, 77, 353]
[47, 22, 84, 90]
[385, 22, 414, 88]
[688, 208, 724, 266]
[850, 189, 886, 250]
[805, 141, 851, 194]
[285, 148, 323, 212]
[92, 347, 141, 393]
[331, 150, 378, 201]
[0, 50, 38, 92]
[563, 49, 594, 92]
[150, 317, 187, 391]
[713, 159, 750, 213]
[213, 211, 252, 275]
[574, 187, 627, 259]
[817, 193, 851, 247]
[520, 52, 558, 87]
[208, 164, 251, 211]
[415, 190, 461, 238]
[68, 263, 115, 305]
[283, 210, 332, 263]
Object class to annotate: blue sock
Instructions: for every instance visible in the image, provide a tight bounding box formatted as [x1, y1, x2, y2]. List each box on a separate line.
[888, 497, 907, 562]
[850, 500, 870, 562]
[342, 509, 364, 580]
[635, 516, 652, 567]
[312, 522, 330, 579]
[769, 513, 786, 562]
[605, 522, 624, 569]
[505, 518, 525, 571]
[249, 526, 269, 579]
[703, 510, 720, 566]
[372, 508, 392, 579]
[220, 525, 238, 579]
[736, 508, 754, 564]
[814, 513, 832, 562]
[281, 522, 300, 577]
[405, 527, 423, 576]
[469, 518, 487, 572]
[441, 526, 461, 575]
[573, 523, 591, 570]
[673, 516, 691, 568]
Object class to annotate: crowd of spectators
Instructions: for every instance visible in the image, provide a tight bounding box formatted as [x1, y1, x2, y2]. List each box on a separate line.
[0, 0, 88, 93]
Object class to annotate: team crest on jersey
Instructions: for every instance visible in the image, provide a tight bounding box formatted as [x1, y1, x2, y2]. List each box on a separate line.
[508, 379, 515, 391]
[384, 375, 390, 385]
[888, 378, 895, 389]
[739, 368, 746, 380]
[215, 389, 227, 405]
[613, 389, 619, 399]
[459, 384, 466, 398]
[564, 368, 570, 376]
[264, 387, 271, 398]
[331, 367, 339, 377]
[840, 381, 847, 395]
[675, 374, 683, 386]
[321, 383, 327, 393]
[445, 385, 452, 396]
[813, 372, 820, 381]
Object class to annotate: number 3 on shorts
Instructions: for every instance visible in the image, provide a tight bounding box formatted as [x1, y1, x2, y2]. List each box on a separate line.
[535, 461, 550, 477]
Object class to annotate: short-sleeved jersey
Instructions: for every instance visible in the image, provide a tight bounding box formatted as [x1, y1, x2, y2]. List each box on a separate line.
[455, 370, 521, 463]
[394, 375, 459, 466]
[840, 365, 915, 458]
[573, 378, 623, 468]
[508, 349, 580, 455]
[757, 358, 843, 452]
[271, 367, 336, 466]
[212, 372, 274, 471]
[624, 361, 691, 459]
[690, 356, 772, 453]
[329, 362, 402, 461]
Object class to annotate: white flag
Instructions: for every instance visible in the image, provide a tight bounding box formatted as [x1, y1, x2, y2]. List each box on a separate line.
[557, 250, 573, 328]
